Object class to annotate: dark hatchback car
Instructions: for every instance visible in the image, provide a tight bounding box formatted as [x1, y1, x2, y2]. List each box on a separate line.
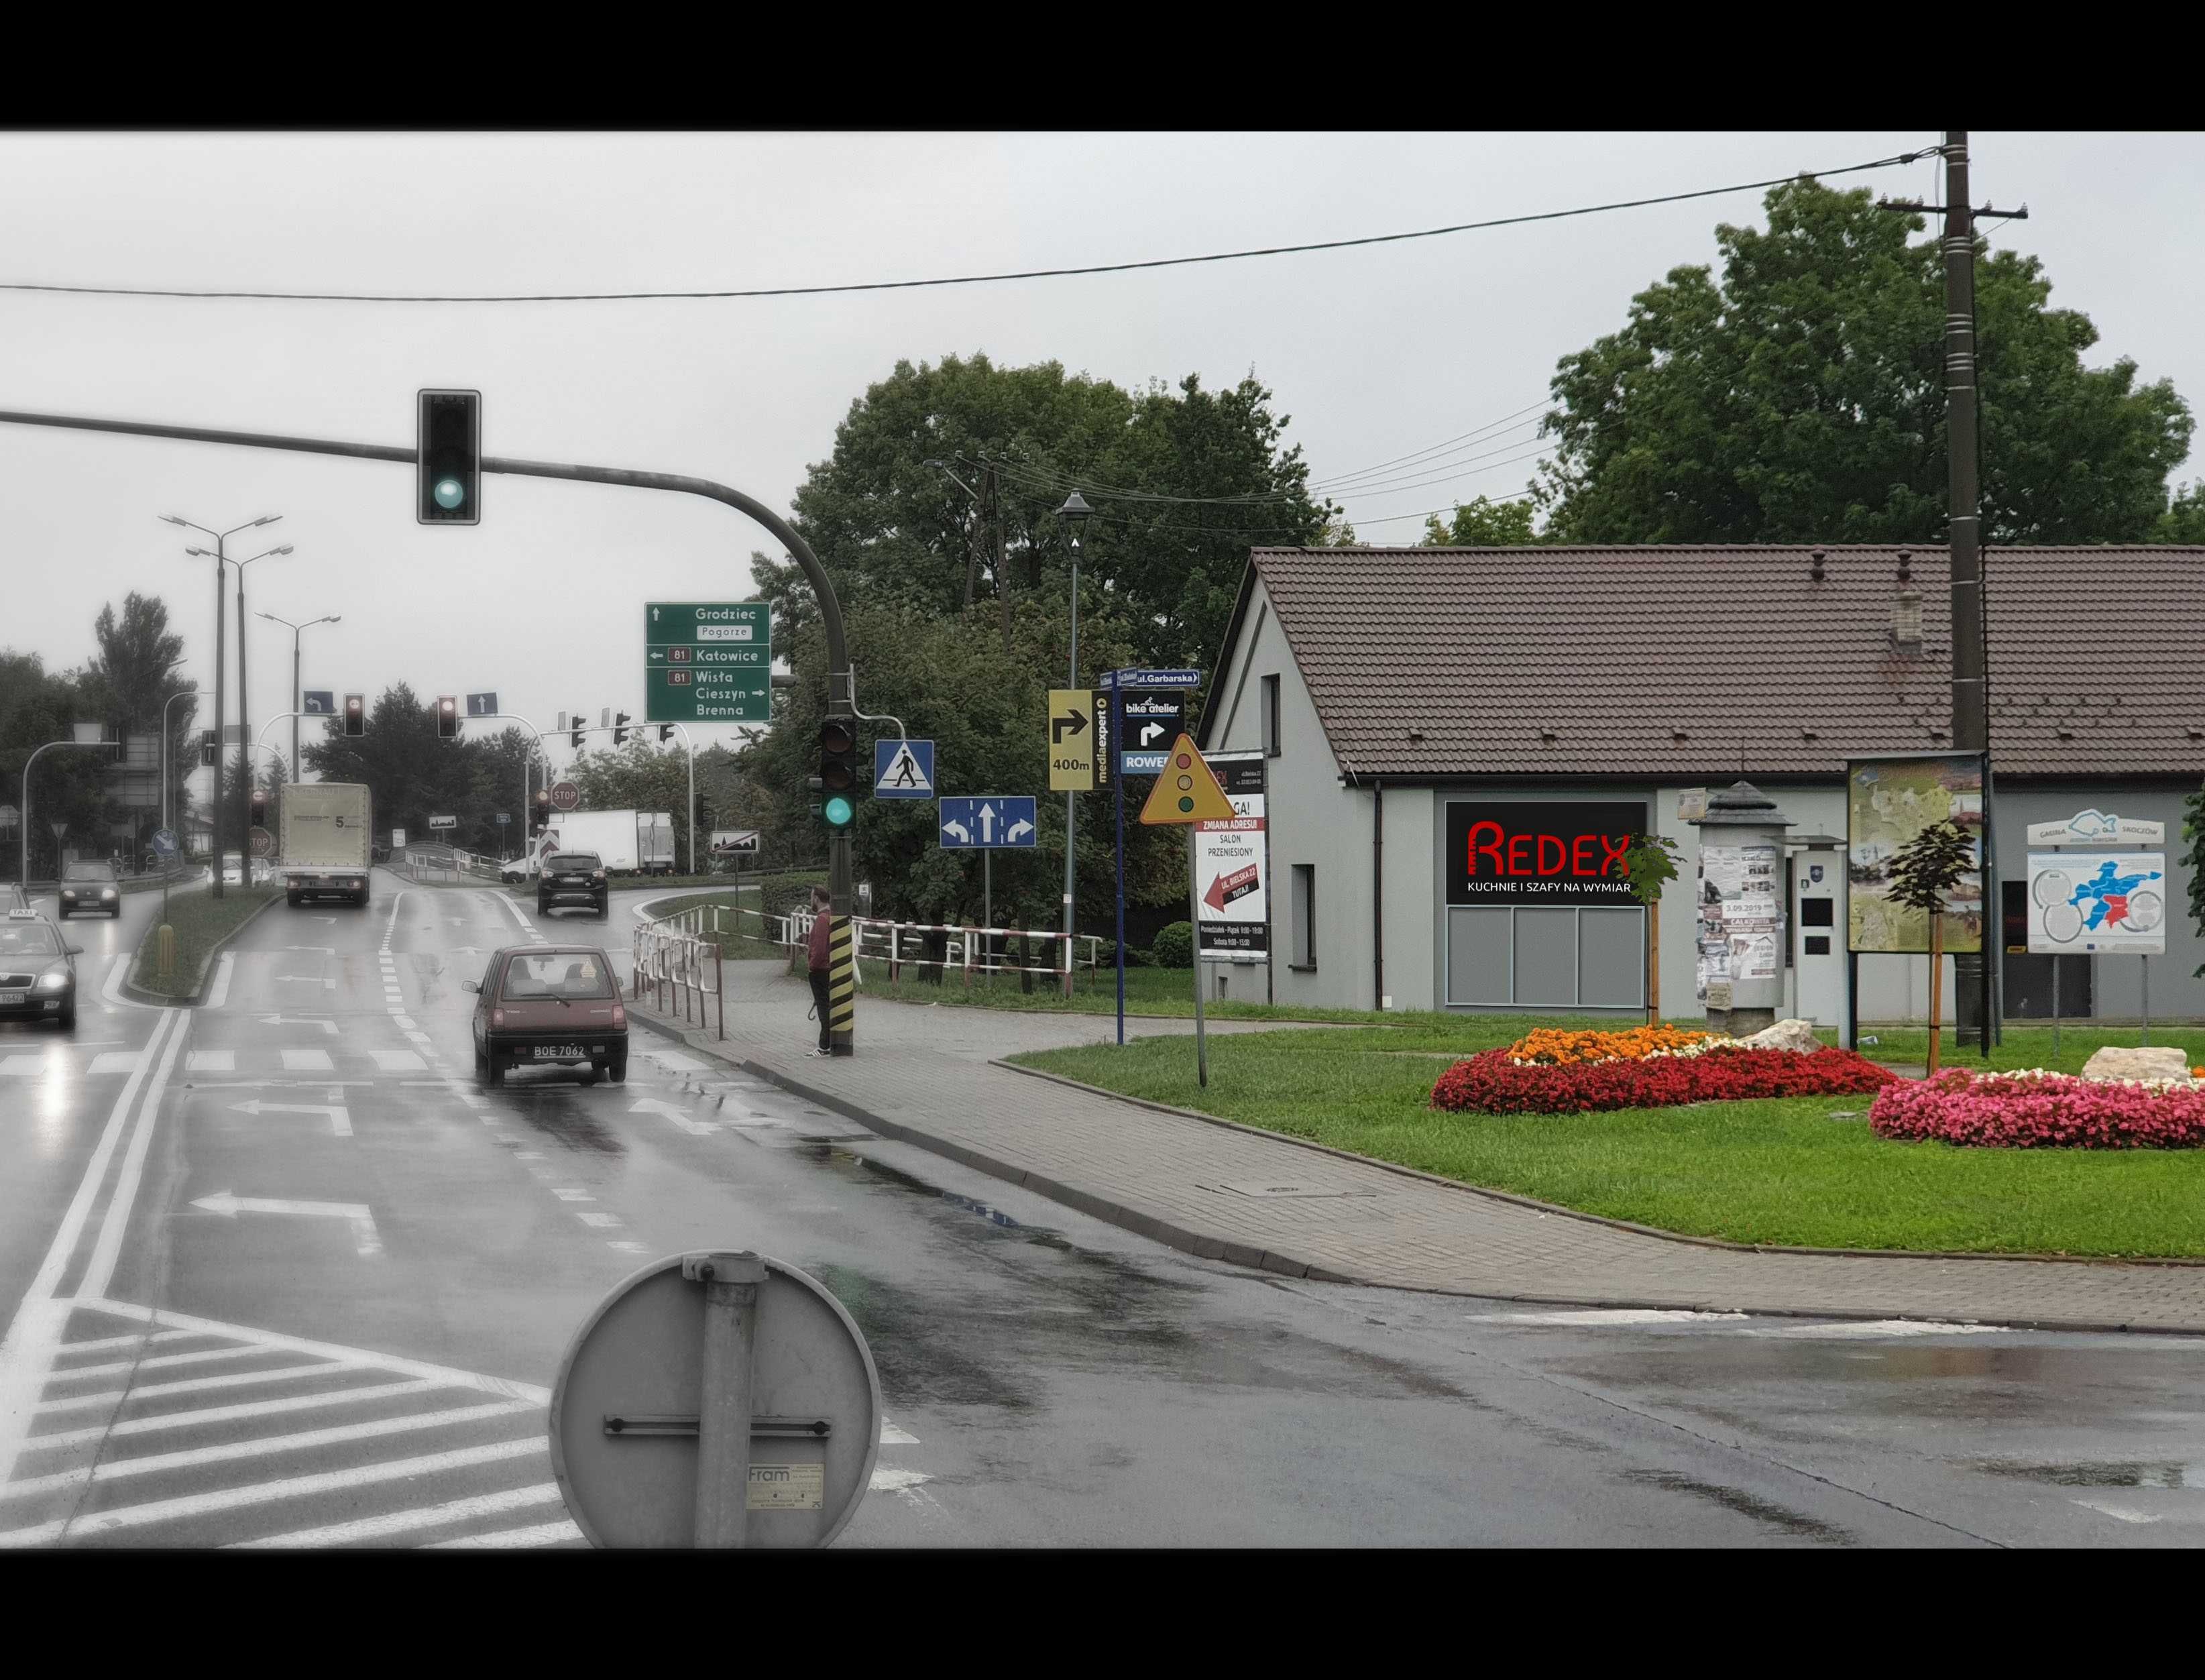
[465, 944, 628, 1085]
[58, 861, 121, 919]
[536, 850, 609, 919]
[0, 910, 82, 1030]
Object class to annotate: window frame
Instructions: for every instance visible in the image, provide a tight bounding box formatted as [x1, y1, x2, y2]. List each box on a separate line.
[1290, 862, 1316, 972]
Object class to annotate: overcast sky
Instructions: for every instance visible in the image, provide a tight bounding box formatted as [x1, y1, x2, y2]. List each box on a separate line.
[3, 131, 2200, 799]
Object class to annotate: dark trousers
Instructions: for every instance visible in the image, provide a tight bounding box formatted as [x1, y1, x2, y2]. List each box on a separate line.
[808, 967, 833, 1050]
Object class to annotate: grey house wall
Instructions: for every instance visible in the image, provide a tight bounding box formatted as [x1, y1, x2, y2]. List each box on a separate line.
[1210, 579, 2204, 1022]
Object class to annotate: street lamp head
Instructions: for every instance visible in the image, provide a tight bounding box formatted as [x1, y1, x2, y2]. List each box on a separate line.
[325, 616, 342, 626]
[270, 545, 294, 557]
[159, 514, 188, 527]
[1057, 491, 1094, 551]
[252, 515, 282, 528]
[184, 546, 214, 559]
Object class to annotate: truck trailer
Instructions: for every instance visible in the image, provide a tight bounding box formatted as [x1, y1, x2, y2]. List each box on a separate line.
[278, 783, 374, 906]
[507, 810, 674, 878]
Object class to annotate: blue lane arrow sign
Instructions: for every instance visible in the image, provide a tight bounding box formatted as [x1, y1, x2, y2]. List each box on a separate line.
[874, 738, 936, 799]
[939, 795, 1038, 849]
[467, 691, 500, 717]
[302, 690, 335, 716]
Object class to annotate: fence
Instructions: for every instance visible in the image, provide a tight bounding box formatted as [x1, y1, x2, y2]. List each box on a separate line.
[662, 897, 1105, 985]
[632, 901, 726, 1038]
[397, 848, 461, 884]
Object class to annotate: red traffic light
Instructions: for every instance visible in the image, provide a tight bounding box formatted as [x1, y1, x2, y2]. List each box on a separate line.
[437, 696, 459, 740]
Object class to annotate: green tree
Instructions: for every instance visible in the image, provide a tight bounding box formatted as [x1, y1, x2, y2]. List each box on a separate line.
[1885, 819, 1978, 1073]
[1422, 494, 1538, 547]
[2153, 482, 2205, 543]
[2182, 780, 2205, 978]
[302, 684, 514, 855]
[1538, 179, 2194, 545]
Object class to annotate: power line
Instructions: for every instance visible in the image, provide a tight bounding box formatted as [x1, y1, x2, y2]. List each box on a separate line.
[0, 150, 1937, 305]
[980, 438, 1553, 511]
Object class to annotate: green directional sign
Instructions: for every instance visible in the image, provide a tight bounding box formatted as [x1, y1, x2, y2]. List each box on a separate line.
[646, 602, 773, 724]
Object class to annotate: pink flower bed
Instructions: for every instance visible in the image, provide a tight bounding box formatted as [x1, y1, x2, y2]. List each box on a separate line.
[1870, 1070, 2205, 1150]
[1431, 1046, 1896, 1115]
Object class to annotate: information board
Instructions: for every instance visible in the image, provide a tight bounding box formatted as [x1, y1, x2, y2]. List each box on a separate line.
[646, 602, 773, 724]
[2026, 852, 2167, 954]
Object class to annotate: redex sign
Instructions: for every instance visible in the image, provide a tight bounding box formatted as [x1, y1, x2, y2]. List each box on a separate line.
[1444, 801, 1646, 905]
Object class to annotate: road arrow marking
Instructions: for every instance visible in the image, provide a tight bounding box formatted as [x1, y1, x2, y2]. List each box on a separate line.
[189, 1192, 381, 1256]
[629, 1098, 717, 1137]
[229, 1099, 353, 1138]
[260, 1014, 340, 1036]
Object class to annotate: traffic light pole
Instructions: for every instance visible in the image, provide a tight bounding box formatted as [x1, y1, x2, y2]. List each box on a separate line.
[19, 739, 121, 891]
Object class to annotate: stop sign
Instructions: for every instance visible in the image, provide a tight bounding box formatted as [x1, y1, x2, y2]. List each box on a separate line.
[550, 781, 581, 813]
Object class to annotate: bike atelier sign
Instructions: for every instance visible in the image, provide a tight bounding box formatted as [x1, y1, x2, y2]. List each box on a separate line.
[1443, 801, 1644, 905]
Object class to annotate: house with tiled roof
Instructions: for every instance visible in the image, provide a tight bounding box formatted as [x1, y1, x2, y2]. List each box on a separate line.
[1195, 544, 2205, 1026]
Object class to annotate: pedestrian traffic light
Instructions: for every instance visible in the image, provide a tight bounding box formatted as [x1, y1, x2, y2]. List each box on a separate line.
[658, 725, 674, 744]
[818, 716, 857, 830]
[416, 388, 481, 525]
[201, 730, 218, 768]
[343, 695, 366, 738]
[613, 712, 630, 747]
[437, 695, 459, 740]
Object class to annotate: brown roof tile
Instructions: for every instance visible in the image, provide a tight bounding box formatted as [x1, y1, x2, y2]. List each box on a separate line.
[1215, 545, 2205, 779]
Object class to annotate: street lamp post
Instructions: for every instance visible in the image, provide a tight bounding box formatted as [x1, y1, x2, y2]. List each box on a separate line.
[163, 513, 280, 897]
[19, 738, 121, 891]
[160, 688, 205, 840]
[1056, 492, 1094, 1000]
[256, 611, 341, 781]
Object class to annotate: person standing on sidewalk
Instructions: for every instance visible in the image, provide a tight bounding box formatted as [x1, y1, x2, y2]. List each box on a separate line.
[805, 885, 835, 1055]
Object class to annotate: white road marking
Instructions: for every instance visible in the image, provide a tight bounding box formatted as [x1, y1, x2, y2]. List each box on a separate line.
[27, 1380, 447, 1448]
[44, 1344, 300, 1382]
[628, 1097, 716, 1136]
[425, 1518, 582, 1548]
[869, 1467, 932, 1492]
[76, 1007, 189, 1309]
[0, 1435, 547, 1543]
[0, 1009, 180, 1489]
[550, 1188, 595, 1202]
[203, 953, 234, 1010]
[881, 1422, 919, 1445]
[0, 1055, 50, 1077]
[606, 1241, 650, 1254]
[371, 1051, 427, 1073]
[280, 1048, 335, 1072]
[2072, 1499, 2202, 1525]
[1468, 1310, 1754, 1327]
[1746, 1320, 2011, 1339]
[637, 1050, 710, 1073]
[188, 1192, 382, 1257]
[228, 1099, 352, 1139]
[575, 1212, 621, 1229]
[274, 975, 337, 990]
[30, 1360, 385, 1416]
[4, 1400, 536, 1500]
[186, 1050, 236, 1073]
[260, 1013, 338, 1036]
[231, 1481, 568, 1548]
[87, 1052, 146, 1076]
[284, 946, 337, 956]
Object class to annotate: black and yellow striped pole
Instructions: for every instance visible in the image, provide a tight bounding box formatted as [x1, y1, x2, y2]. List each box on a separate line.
[826, 913, 856, 1055]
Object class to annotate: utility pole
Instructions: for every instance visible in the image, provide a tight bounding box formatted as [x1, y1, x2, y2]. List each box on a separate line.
[1880, 134, 2027, 1058]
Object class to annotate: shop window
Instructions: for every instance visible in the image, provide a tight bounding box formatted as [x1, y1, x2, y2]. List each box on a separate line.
[1291, 864, 1315, 970]
[1262, 675, 1281, 758]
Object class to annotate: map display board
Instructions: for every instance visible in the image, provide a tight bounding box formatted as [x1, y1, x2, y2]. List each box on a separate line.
[2026, 852, 2167, 955]
[1846, 754, 1984, 954]
[1696, 841, 1783, 999]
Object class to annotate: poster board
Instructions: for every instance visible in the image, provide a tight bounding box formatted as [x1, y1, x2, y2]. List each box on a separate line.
[1696, 840, 1783, 999]
[1196, 754, 1268, 962]
[1845, 753, 1984, 954]
[2025, 852, 2166, 954]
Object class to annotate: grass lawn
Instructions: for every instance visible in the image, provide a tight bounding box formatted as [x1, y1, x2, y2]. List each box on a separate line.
[1854, 1021, 2205, 1076]
[1010, 1030, 2205, 1257]
[129, 883, 282, 998]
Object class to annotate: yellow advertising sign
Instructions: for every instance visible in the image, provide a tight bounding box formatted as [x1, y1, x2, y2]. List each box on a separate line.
[1139, 736, 1235, 825]
[1048, 689, 1094, 791]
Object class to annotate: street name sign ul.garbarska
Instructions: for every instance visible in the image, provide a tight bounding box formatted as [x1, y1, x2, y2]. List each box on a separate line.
[647, 602, 773, 725]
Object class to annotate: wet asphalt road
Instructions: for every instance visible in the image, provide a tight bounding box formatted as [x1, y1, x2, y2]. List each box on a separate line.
[3, 866, 2204, 1547]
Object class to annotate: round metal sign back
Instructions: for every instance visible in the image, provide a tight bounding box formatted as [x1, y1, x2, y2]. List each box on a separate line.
[549, 1253, 881, 1549]
[549, 781, 581, 813]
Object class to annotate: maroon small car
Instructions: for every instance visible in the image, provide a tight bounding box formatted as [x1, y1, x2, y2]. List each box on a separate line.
[465, 944, 628, 1086]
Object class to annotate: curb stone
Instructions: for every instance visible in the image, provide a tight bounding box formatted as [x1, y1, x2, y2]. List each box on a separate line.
[618, 996, 2205, 1337]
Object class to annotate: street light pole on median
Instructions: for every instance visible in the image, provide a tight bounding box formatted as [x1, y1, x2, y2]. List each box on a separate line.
[164, 513, 280, 898]
[256, 611, 340, 779]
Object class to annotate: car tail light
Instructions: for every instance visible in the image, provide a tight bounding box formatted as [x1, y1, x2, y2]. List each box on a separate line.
[492, 1008, 506, 1027]
[611, 1003, 626, 1028]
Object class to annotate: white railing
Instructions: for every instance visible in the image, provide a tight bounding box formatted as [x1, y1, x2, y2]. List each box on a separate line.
[658, 899, 1103, 983]
[632, 903, 726, 1038]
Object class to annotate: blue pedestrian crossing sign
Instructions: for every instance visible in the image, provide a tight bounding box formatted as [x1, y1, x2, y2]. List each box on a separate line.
[466, 691, 500, 718]
[874, 738, 936, 799]
[939, 796, 1037, 849]
[302, 690, 335, 716]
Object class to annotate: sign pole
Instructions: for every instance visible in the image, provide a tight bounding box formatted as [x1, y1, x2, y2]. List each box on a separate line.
[983, 850, 993, 984]
[2141, 955, 2150, 1047]
[2051, 954, 2060, 1062]
[687, 1251, 767, 1549]
[1114, 687, 1127, 1046]
[1189, 824, 1208, 1087]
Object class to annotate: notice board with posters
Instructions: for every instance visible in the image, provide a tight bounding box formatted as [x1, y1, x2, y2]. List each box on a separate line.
[1196, 752, 1268, 963]
[1846, 753, 1984, 954]
[1443, 801, 1646, 905]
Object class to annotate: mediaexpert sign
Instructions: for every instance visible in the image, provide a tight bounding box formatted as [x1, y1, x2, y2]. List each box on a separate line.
[1443, 801, 1646, 905]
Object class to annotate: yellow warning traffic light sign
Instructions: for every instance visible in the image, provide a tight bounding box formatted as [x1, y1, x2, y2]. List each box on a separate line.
[1138, 736, 1235, 825]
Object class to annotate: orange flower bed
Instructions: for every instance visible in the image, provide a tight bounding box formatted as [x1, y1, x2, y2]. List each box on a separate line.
[1505, 1025, 1716, 1066]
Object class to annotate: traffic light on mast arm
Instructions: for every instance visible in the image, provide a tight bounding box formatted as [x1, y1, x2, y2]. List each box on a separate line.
[571, 704, 586, 752]
[437, 696, 459, 740]
[659, 725, 674, 744]
[416, 389, 481, 525]
[817, 716, 857, 830]
[250, 785, 269, 826]
[343, 695, 366, 738]
[614, 712, 630, 747]
[201, 730, 219, 768]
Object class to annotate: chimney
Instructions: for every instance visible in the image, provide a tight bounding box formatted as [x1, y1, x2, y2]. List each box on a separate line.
[1890, 548, 1922, 652]
[1809, 547, 1827, 582]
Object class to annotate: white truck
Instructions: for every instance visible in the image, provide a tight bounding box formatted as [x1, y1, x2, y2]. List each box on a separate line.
[504, 810, 675, 879]
[277, 783, 374, 907]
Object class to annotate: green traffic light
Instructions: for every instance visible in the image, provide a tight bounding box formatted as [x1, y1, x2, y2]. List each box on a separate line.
[824, 795, 855, 828]
[434, 477, 466, 510]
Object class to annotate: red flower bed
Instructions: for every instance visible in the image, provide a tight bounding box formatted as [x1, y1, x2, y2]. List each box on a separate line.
[1870, 1070, 2205, 1150]
[1430, 1046, 1898, 1115]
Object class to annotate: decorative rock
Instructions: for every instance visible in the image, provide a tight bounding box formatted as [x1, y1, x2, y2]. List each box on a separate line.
[1731, 1018, 1823, 1054]
[2080, 1045, 2195, 1085]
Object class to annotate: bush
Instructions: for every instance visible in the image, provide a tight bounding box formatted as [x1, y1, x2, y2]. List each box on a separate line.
[1149, 921, 1194, 969]
[1431, 1046, 1897, 1115]
[1870, 1070, 2205, 1150]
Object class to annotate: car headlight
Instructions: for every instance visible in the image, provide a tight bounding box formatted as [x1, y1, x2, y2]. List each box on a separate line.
[101, 888, 117, 899]
[60, 890, 76, 899]
[38, 970, 70, 991]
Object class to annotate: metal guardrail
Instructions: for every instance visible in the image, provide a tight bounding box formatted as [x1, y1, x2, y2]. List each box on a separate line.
[658, 899, 1103, 984]
[632, 903, 726, 1039]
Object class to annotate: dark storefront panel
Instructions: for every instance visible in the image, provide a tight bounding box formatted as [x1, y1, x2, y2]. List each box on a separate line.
[1447, 907, 1511, 1004]
[1514, 908, 1577, 1005]
[1445, 904, 1645, 1011]
[1579, 909, 1645, 1007]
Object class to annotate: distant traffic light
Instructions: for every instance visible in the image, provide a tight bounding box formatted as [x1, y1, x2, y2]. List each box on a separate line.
[416, 388, 481, 525]
[571, 703, 586, 751]
[818, 716, 857, 830]
[658, 725, 675, 744]
[249, 786, 269, 826]
[613, 711, 631, 747]
[437, 695, 459, 740]
[201, 730, 219, 768]
[343, 695, 366, 738]
[534, 788, 551, 834]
